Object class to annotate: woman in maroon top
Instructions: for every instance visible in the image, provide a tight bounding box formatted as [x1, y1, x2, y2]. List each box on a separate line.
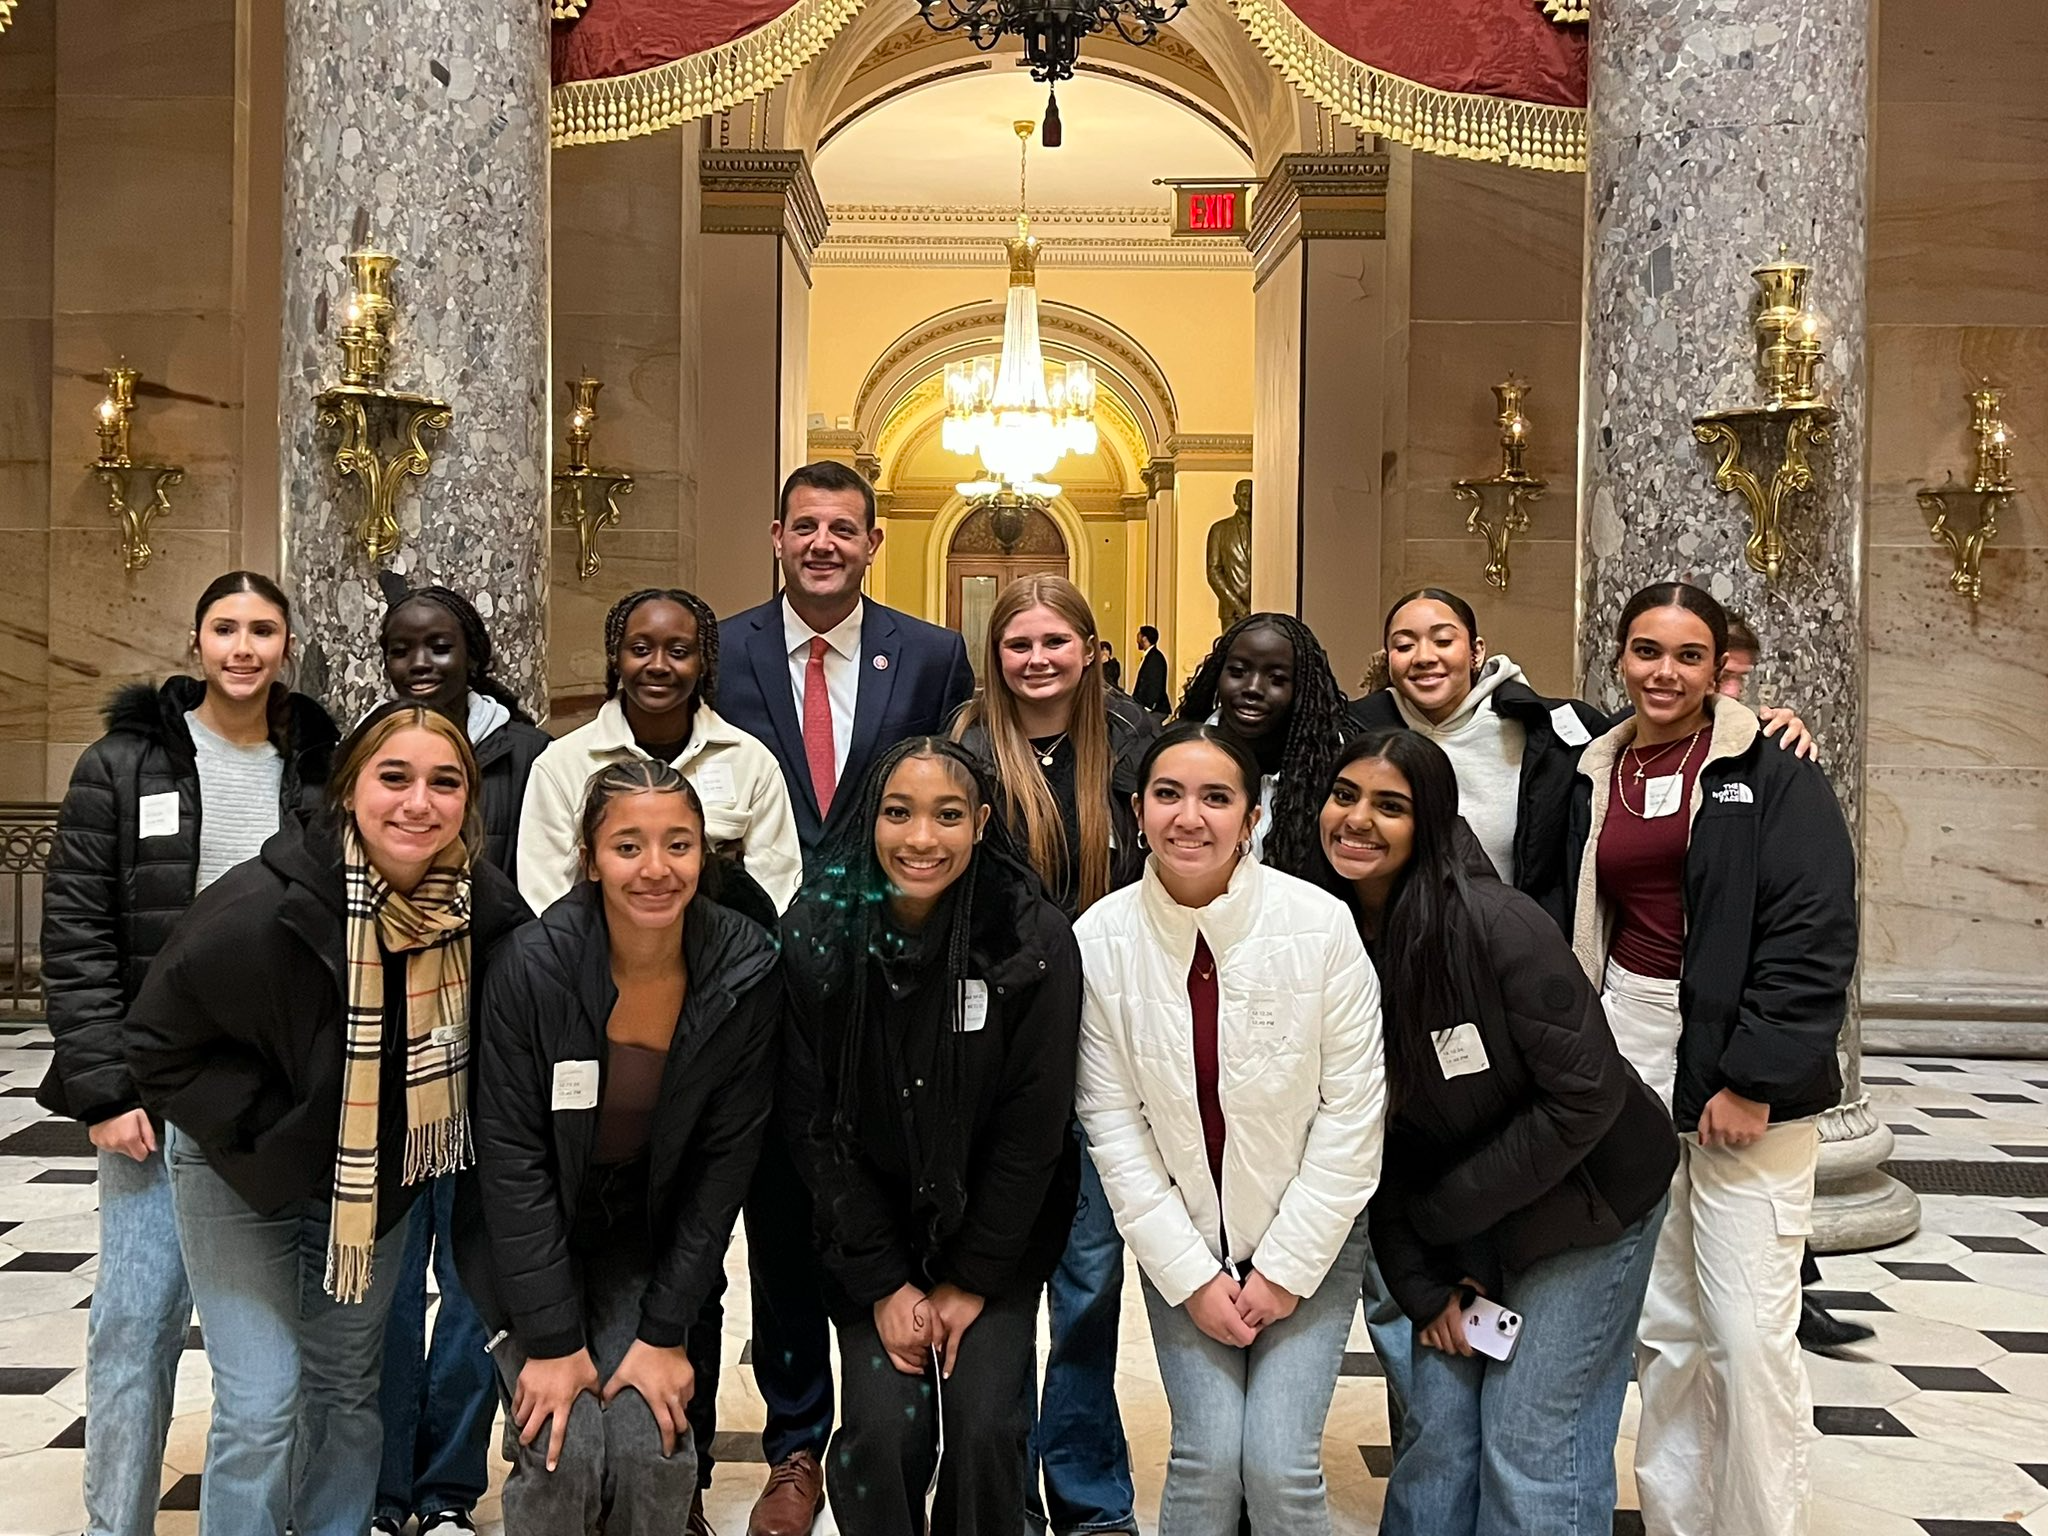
[1565, 583, 1857, 1536]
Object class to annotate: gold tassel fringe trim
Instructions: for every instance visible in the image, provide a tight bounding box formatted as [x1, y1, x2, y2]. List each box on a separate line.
[551, 0, 865, 147]
[1225, 0, 1588, 172]
[1540, 0, 1590, 22]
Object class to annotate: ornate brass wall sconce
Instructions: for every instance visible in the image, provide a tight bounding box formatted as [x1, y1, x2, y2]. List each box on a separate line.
[1690, 257, 1838, 581]
[551, 375, 635, 581]
[1917, 384, 2016, 605]
[89, 365, 186, 572]
[1453, 376, 1547, 589]
[314, 250, 452, 564]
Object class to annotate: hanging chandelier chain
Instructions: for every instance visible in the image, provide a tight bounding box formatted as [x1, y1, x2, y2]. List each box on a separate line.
[916, 0, 1187, 83]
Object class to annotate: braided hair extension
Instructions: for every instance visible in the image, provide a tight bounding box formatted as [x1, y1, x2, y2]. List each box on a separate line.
[1173, 611, 1354, 880]
[603, 588, 721, 710]
[378, 583, 533, 723]
[780, 736, 1041, 1252]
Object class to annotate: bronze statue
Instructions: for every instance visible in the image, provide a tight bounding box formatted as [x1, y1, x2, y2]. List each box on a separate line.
[1206, 477, 1252, 631]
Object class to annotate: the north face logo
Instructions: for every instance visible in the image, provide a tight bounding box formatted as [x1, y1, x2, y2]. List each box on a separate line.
[1713, 783, 1754, 804]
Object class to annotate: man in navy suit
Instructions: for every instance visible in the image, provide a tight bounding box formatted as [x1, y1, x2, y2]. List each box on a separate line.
[716, 460, 973, 1536]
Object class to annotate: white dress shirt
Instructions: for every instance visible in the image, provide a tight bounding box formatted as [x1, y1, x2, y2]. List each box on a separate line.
[782, 595, 863, 779]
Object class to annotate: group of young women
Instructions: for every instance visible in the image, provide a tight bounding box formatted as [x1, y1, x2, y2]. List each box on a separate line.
[39, 559, 1855, 1536]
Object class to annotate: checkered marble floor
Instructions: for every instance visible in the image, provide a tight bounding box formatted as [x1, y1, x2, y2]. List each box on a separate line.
[0, 1023, 2044, 1536]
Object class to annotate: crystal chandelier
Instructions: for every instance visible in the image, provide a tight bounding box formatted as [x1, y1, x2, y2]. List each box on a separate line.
[944, 121, 1097, 500]
[916, 0, 1187, 84]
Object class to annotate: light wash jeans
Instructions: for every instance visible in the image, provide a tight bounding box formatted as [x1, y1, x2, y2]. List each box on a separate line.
[169, 1134, 404, 1536]
[1142, 1213, 1372, 1536]
[1379, 1197, 1667, 1536]
[85, 1143, 194, 1536]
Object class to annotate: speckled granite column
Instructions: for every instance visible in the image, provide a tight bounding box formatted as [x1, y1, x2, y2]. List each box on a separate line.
[1577, 0, 1915, 1248]
[279, 1, 550, 720]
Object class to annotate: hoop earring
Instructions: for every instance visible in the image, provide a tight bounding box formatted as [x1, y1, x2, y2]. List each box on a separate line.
[1136, 830, 1148, 850]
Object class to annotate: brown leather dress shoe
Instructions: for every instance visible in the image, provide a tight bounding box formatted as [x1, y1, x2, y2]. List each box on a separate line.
[688, 1488, 719, 1536]
[748, 1450, 826, 1536]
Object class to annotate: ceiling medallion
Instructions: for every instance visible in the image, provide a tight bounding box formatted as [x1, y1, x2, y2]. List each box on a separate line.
[916, 0, 1187, 141]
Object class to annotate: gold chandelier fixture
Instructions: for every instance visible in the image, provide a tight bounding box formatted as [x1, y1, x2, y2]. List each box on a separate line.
[944, 121, 1097, 500]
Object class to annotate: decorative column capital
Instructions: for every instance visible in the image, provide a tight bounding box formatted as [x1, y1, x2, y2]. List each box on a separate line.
[700, 149, 831, 280]
[1142, 456, 1176, 495]
[1245, 153, 1389, 285]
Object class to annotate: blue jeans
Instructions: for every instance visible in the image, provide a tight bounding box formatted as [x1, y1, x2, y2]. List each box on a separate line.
[1029, 1134, 1137, 1534]
[1143, 1213, 1373, 1536]
[85, 1144, 194, 1536]
[375, 1176, 496, 1522]
[169, 1136, 405, 1536]
[1362, 1247, 1414, 1455]
[1380, 1198, 1667, 1536]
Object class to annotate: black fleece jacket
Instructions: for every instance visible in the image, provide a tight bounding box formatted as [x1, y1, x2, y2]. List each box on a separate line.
[474, 717, 552, 885]
[125, 815, 530, 1220]
[460, 883, 781, 1359]
[781, 876, 1082, 1318]
[1348, 678, 1606, 933]
[38, 677, 338, 1123]
[1369, 878, 1678, 1324]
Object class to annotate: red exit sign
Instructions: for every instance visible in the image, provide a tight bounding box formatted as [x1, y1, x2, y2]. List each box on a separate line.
[1174, 186, 1247, 237]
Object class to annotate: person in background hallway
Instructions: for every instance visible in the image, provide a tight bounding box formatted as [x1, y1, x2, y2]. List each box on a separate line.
[372, 582, 553, 1536]
[39, 571, 336, 1536]
[1173, 612, 1353, 880]
[1319, 730, 1676, 1536]
[716, 460, 975, 1536]
[781, 738, 1082, 1536]
[520, 588, 800, 916]
[128, 703, 529, 1536]
[1131, 625, 1170, 716]
[1074, 722, 1384, 1536]
[1098, 639, 1122, 690]
[948, 575, 1153, 1535]
[465, 761, 780, 1536]
[1715, 610, 1875, 1353]
[1566, 582, 1858, 1536]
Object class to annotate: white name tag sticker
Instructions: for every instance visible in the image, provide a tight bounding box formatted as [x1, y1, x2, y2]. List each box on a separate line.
[1435, 1023, 1491, 1079]
[1247, 992, 1281, 1034]
[1549, 704, 1592, 747]
[551, 1060, 599, 1111]
[692, 762, 737, 806]
[1641, 773, 1686, 819]
[958, 979, 989, 1033]
[430, 1023, 466, 1049]
[138, 792, 179, 839]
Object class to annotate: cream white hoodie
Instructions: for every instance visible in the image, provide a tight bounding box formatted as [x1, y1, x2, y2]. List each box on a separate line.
[1392, 655, 1529, 884]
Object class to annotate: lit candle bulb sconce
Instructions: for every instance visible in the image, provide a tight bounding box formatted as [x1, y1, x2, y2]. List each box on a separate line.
[1691, 255, 1839, 582]
[1917, 384, 2016, 606]
[1452, 376, 1547, 590]
[551, 375, 634, 580]
[314, 249, 452, 564]
[88, 364, 186, 572]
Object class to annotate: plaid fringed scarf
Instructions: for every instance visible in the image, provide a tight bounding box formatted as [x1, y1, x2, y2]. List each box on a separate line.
[328, 827, 475, 1303]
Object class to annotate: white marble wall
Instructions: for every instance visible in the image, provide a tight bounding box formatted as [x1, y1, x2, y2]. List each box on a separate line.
[278, 0, 551, 720]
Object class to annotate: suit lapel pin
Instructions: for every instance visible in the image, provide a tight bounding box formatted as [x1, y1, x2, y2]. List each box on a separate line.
[873, 654, 889, 670]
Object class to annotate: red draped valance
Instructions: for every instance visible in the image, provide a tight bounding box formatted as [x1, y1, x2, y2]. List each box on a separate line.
[551, 0, 1588, 169]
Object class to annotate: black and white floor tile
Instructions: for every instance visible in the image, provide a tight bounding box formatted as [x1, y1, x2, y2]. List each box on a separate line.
[0, 1024, 2044, 1534]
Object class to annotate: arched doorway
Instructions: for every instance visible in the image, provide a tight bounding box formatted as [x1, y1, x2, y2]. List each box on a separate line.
[945, 501, 1070, 686]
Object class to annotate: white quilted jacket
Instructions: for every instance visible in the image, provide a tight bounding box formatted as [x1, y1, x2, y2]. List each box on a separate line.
[1073, 858, 1385, 1307]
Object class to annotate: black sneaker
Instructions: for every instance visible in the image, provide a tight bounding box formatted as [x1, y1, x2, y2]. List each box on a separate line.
[419, 1515, 477, 1536]
[1798, 1293, 1876, 1351]
[370, 1519, 403, 1536]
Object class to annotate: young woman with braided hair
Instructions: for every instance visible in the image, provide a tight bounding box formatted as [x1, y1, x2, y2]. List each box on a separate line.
[780, 737, 1082, 1536]
[1173, 612, 1354, 879]
[519, 587, 800, 915]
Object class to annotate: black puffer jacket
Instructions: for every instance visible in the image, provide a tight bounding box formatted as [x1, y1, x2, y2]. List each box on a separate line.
[474, 717, 552, 884]
[38, 677, 338, 1122]
[781, 872, 1082, 1317]
[459, 883, 780, 1358]
[950, 689, 1158, 914]
[125, 814, 531, 1220]
[1348, 678, 1607, 932]
[1370, 877, 1678, 1324]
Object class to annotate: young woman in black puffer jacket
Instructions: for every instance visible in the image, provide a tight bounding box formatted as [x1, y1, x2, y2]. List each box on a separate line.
[37, 571, 336, 1536]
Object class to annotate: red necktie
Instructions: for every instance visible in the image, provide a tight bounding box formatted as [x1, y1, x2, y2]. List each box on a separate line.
[803, 635, 837, 816]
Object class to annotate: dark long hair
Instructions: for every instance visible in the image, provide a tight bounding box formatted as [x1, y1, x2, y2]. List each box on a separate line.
[1324, 728, 1474, 1108]
[603, 588, 721, 708]
[780, 737, 1040, 1244]
[1174, 612, 1351, 879]
[378, 581, 532, 723]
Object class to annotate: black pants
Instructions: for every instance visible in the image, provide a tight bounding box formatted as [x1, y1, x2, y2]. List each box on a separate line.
[743, 1132, 837, 1462]
[828, 1287, 1038, 1536]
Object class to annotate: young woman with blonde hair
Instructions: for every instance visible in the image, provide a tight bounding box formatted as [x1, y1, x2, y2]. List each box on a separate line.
[949, 575, 1154, 1533]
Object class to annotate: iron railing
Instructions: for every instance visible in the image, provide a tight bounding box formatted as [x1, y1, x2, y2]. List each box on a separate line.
[0, 803, 56, 1021]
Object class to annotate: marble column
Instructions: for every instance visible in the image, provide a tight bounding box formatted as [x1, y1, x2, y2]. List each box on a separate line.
[1577, 0, 1916, 1248]
[279, 0, 551, 720]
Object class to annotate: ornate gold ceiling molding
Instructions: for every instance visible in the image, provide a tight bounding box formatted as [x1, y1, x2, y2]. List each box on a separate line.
[819, 203, 1248, 273]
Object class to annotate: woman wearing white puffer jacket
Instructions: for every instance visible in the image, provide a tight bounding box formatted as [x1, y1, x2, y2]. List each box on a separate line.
[1073, 720, 1385, 1536]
